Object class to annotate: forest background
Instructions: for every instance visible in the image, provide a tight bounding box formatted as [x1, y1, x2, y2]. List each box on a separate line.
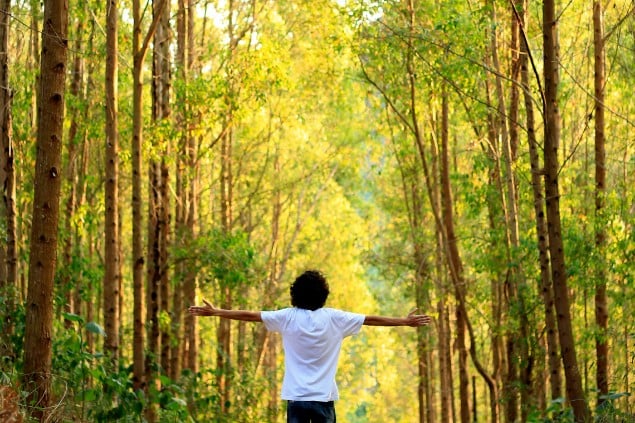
[0, 0, 633, 422]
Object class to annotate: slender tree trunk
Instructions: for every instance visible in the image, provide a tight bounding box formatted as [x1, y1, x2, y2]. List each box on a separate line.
[150, 0, 172, 378]
[130, 0, 167, 395]
[517, 0, 563, 404]
[135, 2, 168, 418]
[542, 1, 591, 420]
[104, 0, 120, 364]
[484, 62, 506, 419]
[22, 0, 68, 418]
[592, 0, 609, 409]
[62, 14, 85, 329]
[440, 90, 470, 423]
[0, 0, 17, 363]
[171, 0, 188, 382]
[183, 0, 199, 376]
[216, 43, 235, 413]
[145, 159, 161, 422]
[132, 0, 145, 395]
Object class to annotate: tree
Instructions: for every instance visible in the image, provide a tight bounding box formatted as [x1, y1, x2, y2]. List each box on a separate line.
[542, 0, 591, 420]
[516, 0, 563, 407]
[592, 0, 609, 409]
[132, 0, 167, 401]
[104, 0, 120, 363]
[0, 0, 17, 362]
[22, 0, 68, 418]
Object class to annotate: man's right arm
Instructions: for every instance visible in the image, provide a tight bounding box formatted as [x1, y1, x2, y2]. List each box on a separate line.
[188, 299, 262, 322]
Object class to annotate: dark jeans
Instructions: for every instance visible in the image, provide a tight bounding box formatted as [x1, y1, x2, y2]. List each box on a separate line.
[287, 400, 336, 423]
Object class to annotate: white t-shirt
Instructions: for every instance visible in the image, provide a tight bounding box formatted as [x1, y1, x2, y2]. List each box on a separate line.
[261, 307, 365, 402]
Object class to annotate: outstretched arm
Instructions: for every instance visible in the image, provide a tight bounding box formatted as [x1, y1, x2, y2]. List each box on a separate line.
[188, 299, 262, 322]
[364, 308, 432, 327]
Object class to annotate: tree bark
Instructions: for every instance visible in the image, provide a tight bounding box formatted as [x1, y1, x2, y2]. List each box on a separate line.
[217, 0, 236, 404]
[104, 0, 120, 363]
[61, 13, 85, 329]
[542, 1, 591, 420]
[592, 0, 609, 408]
[517, 0, 563, 404]
[131, 0, 145, 395]
[0, 0, 17, 362]
[133, 0, 168, 411]
[22, 0, 68, 418]
[151, 0, 172, 379]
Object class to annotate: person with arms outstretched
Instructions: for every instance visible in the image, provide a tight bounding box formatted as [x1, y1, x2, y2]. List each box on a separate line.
[188, 269, 432, 423]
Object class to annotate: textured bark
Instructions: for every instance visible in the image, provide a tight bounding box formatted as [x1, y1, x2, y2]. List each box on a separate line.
[22, 0, 68, 417]
[133, 0, 168, 415]
[104, 0, 120, 363]
[150, 0, 172, 378]
[61, 14, 85, 328]
[517, 0, 563, 403]
[0, 0, 17, 362]
[592, 0, 609, 407]
[183, 0, 199, 376]
[542, 1, 591, 420]
[217, 0, 236, 403]
[439, 90, 470, 423]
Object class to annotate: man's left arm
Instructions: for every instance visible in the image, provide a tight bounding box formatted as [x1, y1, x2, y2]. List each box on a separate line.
[363, 309, 431, 327]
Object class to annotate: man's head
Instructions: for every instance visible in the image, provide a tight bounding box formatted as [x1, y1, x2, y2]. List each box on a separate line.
[290, 270, 330, 310]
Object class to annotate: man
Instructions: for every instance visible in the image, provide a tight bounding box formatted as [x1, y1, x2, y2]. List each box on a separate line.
[188, 269, 432, 423]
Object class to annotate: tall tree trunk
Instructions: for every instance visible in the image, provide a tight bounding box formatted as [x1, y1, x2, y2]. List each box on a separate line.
[145, 159, 161, 422]
[134, 1, 167, 416]
[22, 0, 68, 418]
[484, 57, 506, 419]
[440, 90, 470, 423]
[150, 0, 172, 379]
[592, 0, 608, 409]
[183, 0, 200, 377]
[217, 128, 234, 412]
[217, 0, 237, 406]
[104, 0, 120, 364]
[542, 1, 591, 420]
[131, 0, 146, 395]
[171, 0, 187, 382]
[0, 0, 17, 363]
[517, 0, 563, 404]
[62, 14, 85, 328]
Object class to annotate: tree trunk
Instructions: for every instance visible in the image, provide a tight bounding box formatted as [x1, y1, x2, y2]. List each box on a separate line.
[592, 0, 608, 409]
[483, 52, 506, 419]
[136, 2, 168, 418]
[0, 0, 17, 363]
[439, 89, 470, 423]
[150, 0, 172, 379]
[171, 0, 188, 382]
[217, 59, 234, 411]
[517, 0, 563, 404]
[22, 0, 68, 418]
[61, 14, 85, 329]
[104, 0, 120, 364]
[183, 0, 200, 376]
[542, 1, 591, 420]
[130, 0, 167, 395]
[131, 0, 145, 395]
[145, 160, 161, 422]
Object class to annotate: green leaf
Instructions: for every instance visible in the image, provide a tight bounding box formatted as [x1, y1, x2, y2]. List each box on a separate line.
[63, 312, 84, 323]
[85, 321, 106, 337]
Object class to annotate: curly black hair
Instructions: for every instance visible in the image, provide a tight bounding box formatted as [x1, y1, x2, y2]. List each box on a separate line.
[290, 270, 330, 311]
